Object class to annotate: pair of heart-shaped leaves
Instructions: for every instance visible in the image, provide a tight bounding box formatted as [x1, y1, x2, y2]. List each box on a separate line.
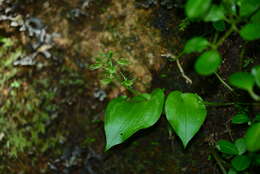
[105, 89, 207, 150]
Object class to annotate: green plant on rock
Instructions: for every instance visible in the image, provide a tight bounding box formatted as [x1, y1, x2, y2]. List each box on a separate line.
[90, 51, 208, 150]
[89, 50, 134, 88]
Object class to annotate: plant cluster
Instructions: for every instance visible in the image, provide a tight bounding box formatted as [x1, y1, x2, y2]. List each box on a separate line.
[215, 113, 260, 174]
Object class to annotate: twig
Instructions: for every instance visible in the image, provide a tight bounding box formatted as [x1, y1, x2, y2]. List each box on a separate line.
[211, 149, 227, 174]
[215, 72, 234, 92]
[176, 59, 192, 84]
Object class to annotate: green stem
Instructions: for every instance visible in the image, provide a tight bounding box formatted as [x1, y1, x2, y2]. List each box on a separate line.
[116, 71, 142, 96]
[215, 26, 234, 48]
[204, 101, 260, 106]
[211, 149, 227, 174]
[248, 89, 260, 101]
[214, 72, 234, 92]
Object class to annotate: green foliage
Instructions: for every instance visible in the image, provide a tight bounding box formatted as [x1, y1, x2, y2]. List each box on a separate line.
[182, 0, 260, 77]
[216, 140, 239, 155]
[185, 0, 212, 19]
[165, 91, 206, 147]
[183, 37, 209, 54]
[89, 51, 133, 87]
[231, 155, 251, 171]
[251, 65, 260, 87]
[228, 72, 254, 91]
[235, 138, 247, 155]
[216, 114, 260, 173]
[239, 0, 260, 17]
[240, 23, 260, 40]
[204, 5, 225, 22]
[105, 89, 165, 150]
[244, 122, 260, 152]
[228, 68, 260, 100]
[194, 50, 222, 75]
[213, 20, 226, 31]
[231, 113, 250, 124]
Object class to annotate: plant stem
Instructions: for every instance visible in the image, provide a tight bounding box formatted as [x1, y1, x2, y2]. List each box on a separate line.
[248, 89, 260, 101]
[204, 101, 260, 106]
[114, 72, 142, 96]
[176, 59, 192, 84]
[215, 26, 234, 48]
[214, 72, 234, 92]
[211, 150, 227, 174]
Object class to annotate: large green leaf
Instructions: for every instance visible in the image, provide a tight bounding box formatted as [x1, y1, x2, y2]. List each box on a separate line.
[183, 37, 209, 54]
[228, 72, 255, 91]
[165, 91, 207, 148]
[185, 0, 212, 19]
[104, 89, 165, 150]
[251, 65, 260, 87]
[195, 50, 222, 75]
[204, 5, 225, 22]
[244, 122, 260, 152]
[240, 23, 260, 41]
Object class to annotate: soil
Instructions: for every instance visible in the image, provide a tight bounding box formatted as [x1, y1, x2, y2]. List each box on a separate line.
[0, 0, 259, 174]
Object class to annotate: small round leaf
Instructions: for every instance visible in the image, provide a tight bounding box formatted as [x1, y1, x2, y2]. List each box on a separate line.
[231, 155, 251, 171]
[204, 5, 225, 22]
[228, 72, 255, 91]
[251, 10, 260, 23]
[185, 0, 212, 19]
[216, 140, 239, 155]
[251, 65, 260, 87]
[195, 50, 222, 75]
[165, 91, 207, 148]
[240, 23, 260, 41]
[183, 37, 209, 54]
[235, 138, 247, 155]
[232, 113, 250, 124]
[239, 0, 260, 17]
[244, 122, 260, 152]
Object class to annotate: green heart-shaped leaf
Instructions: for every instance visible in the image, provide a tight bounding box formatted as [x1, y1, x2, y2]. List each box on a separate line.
[105, 89, 164, 150]
[165, 91, 207, 148]
[244, 122, 260, 152]
[195, 50, 222, 75]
